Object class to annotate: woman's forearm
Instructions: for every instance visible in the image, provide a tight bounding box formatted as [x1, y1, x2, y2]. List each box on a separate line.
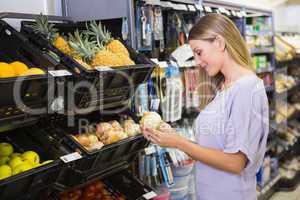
[177, 138, 247, 175]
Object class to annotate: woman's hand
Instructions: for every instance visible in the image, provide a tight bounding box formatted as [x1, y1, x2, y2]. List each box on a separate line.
[141, 126, 184, 148]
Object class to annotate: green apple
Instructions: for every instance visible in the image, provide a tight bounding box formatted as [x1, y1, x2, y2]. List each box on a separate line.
[10, 153, 21, 159]
[0, 143, 13, 157]
[0, 156, 9, 165]
[0, 165, 12, 180]
[12, 163, 33, 175]
[9, 157, 24, 169]
[21, 151, 40, 166]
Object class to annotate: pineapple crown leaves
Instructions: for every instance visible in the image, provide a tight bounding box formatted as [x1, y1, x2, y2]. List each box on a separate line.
[68, 30, 96, 63]
[85, 20, 113, 45]
[27, 13, 58, 43]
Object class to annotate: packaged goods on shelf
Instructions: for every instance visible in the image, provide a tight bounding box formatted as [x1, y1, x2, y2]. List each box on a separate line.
[275, 35, 296, 61]
[278, 34, 300, 54]
[275, 74, 297, 93]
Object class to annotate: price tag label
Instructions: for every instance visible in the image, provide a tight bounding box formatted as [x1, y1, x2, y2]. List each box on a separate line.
[95, 66, 113, 72]
[188, 5, 196, 12]
[195, 4, 202, 11]
[143, 191, 157, 199]
[178, 4, 188, 11]
[174, 4, 183, 10]
[150, 58, 160, 65]
[48, 70, 72, 77]
[218, 7, 226, 13]
[237, 11, 243, 18]
[204, 6, 212, 13]
[241, 11, 247, 17]
[166, 1, 174, 8]
[170, 2, 177, 9]
[158, 61, 168, 68]
[145, 0, 161, 6]
[160, 1, 170, 7]
[60, 152, 82, 163]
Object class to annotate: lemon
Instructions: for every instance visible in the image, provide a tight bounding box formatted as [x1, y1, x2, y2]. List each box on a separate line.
[19, 68, 45, 76]
[10, 61, 29, 76]
[0, 62, 16, 78]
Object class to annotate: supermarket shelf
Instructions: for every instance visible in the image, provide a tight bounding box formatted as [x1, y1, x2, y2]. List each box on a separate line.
[276, 82, 300, 96]
[256, 66, 274, 74]
[257, 174, 281, 200]
[169, 0, 198, 4]
[276, 57, 300, 69]
[246, 30, 273, 37]
[251, 47, 274, 54]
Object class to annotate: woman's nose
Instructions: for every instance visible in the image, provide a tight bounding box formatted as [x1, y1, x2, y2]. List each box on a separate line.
[195, 58, 204, 67]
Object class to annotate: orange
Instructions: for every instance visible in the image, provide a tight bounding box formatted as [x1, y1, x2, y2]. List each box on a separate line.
[10, 61, 29, 76]
[0, 62, 16, 78]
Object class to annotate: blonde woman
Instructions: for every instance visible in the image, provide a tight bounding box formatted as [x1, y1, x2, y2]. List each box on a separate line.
[142, 13, 269, 200]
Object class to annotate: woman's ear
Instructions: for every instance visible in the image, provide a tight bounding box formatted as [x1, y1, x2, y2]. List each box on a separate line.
[214, 35, 226, 52]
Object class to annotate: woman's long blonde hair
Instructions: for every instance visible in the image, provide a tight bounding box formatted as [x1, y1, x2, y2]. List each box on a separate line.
[188, 13, 253, 110]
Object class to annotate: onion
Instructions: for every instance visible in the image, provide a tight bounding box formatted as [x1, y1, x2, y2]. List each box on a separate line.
[75, 134, 90, 147]
[139, 112, 162, 129]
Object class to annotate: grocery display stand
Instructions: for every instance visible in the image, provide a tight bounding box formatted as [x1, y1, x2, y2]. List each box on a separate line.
[0, 18, 55, 132]
[0, 1, 297, 200]
[0, 12, 157, 200]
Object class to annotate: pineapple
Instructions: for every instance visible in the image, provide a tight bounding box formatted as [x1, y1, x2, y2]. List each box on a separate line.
[68, 30, 123, 67]
[115, 53, 135, 66]
[92, 44, 124, 67]
[28, 13, 79, 59]
[86, 21, 135, 65]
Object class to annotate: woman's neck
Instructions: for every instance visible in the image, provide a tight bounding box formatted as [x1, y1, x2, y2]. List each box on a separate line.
[220, 56, 253, 86]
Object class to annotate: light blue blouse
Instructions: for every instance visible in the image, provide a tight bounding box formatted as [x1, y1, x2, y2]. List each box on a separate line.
[194, 75, 269, 200]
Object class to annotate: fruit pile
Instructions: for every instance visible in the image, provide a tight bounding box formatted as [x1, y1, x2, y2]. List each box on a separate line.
[0, 142, 53, 180]
[58, 180, 126, 200]
[0, 61, 45, 78]
[72, 118, 140, 151]
[29, 14, 135, 70]
[72, 112, 174, 151]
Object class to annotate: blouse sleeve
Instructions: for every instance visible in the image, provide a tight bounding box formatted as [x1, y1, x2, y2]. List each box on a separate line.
[223, 81, 269, 166]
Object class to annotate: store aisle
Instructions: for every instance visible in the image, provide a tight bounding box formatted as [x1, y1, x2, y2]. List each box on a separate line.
[270, 185, 300, 200]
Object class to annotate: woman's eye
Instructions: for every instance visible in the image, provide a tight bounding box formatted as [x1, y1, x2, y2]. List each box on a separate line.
[196, 51, 202, 56]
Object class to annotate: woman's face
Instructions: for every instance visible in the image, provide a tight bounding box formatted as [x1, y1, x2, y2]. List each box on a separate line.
[189, 38, 225, 76]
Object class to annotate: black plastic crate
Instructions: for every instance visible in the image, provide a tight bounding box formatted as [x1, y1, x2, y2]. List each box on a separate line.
[53, 169, 155, 200]
[0, 20, 62, 128]
[45, 112, 149, 188]
[0, 126, 66, 200]
[105, 170, 156, 200]
[21, 19, 155, 113]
